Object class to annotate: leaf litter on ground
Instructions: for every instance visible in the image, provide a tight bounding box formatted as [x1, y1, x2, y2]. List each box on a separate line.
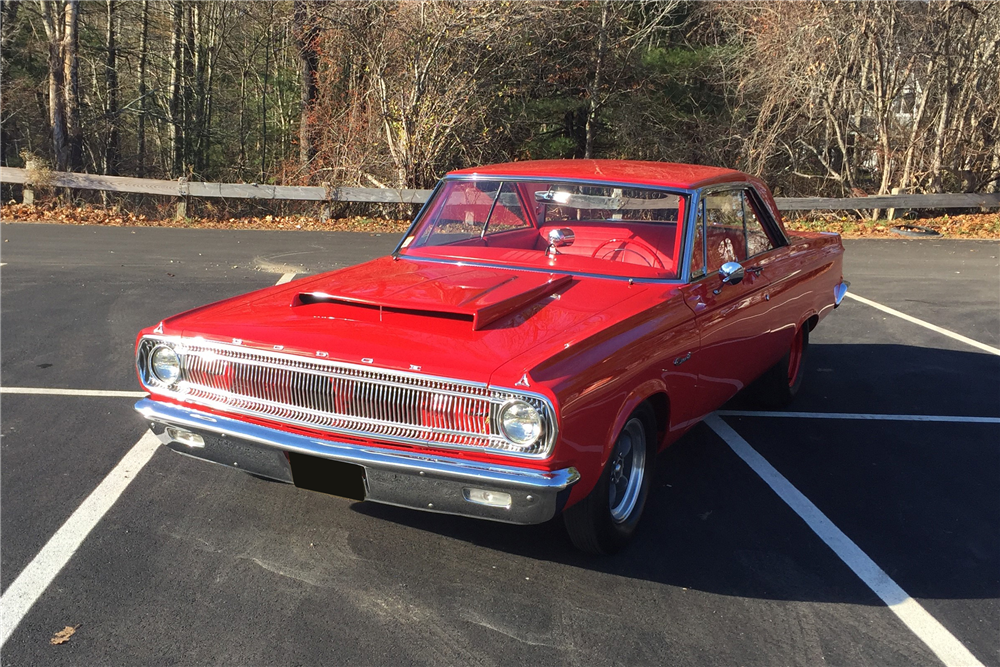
[2, 202, 998, 239]
[49, 624, 80, 645]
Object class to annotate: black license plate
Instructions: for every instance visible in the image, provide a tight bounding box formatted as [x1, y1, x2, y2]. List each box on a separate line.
[288, 453, 366, 501]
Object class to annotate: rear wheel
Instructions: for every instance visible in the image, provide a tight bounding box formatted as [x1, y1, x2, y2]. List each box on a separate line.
[563, 404, 656, 554]
[754, 324, 808, 408]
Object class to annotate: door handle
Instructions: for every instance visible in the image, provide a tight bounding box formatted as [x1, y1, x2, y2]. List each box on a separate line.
[747, 266, 764, 276]
[673, 351, 692, 366]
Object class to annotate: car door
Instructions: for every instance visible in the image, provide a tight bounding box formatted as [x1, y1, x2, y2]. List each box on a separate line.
[679, 187, 782, 419]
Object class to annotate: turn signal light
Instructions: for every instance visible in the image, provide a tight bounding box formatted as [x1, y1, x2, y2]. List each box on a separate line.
[165, 427, 205, 448]
[463, 488, 512, 509]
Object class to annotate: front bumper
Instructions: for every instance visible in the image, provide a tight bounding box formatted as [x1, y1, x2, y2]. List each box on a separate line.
[135, 399, 579, 525]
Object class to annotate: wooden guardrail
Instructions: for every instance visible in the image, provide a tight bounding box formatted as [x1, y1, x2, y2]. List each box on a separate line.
[3, 166, 998, 216]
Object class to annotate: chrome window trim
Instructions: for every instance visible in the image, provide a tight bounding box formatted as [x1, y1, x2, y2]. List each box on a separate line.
[137, 335, 559, 460]
[401, 255, 685, 284]
[395, 175, 694, 283]
[699, 182, 788, 249]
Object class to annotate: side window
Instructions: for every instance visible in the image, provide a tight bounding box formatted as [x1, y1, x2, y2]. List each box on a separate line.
[704, 191, 747, 273]
[742, 190, 774, 257]
[689, 198, 706, 279]
[485, 182, 531, 234]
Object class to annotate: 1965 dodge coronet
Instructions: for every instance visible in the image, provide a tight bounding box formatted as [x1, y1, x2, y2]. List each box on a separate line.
[135, 160, 847, 553]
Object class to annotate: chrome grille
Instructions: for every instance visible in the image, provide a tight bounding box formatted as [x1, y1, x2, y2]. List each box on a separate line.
[137, 336, 555, 458]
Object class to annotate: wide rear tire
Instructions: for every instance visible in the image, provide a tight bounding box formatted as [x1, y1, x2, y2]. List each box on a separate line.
[753, 324, 809, 409]
[563, 403, 656, 555]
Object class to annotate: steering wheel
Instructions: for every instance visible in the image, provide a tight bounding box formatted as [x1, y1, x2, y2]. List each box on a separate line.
[591, 238, 666, 269]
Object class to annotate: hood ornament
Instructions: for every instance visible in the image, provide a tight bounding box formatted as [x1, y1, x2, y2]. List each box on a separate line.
[515, 373, 531, 388]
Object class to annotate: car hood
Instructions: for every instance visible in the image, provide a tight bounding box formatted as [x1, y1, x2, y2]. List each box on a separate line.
[162, 257, 651, 385]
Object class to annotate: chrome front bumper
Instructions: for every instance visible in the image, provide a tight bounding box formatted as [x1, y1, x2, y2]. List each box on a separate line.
[135, 399, 579, 525]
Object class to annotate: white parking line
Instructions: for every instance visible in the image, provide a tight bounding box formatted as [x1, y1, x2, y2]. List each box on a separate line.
[717, 410, 1000, 425]
[0, 272, 294, 647]
[1, 387, 146, 397]
[846, 292, 1000, 356]
[0, 432, 160, 647]
[705, 414, 984, 667]
[275, 272, 296, 284]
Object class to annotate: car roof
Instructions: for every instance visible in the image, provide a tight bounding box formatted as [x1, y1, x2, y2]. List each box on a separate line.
[446, 159, 751, 190]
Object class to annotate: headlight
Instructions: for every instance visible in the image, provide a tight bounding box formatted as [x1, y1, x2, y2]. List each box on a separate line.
[150, 345, 181, 384]
[498, 399, 542, 447]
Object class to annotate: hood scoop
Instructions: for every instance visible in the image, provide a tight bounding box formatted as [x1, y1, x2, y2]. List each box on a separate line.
[292, 267, 572, 330]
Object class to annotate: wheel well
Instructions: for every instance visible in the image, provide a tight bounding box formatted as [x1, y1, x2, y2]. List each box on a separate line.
[805, 314, 819, 332]
[645, 392, 670, 444]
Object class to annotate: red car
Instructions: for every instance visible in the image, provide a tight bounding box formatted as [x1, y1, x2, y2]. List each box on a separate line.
[135, 160, 847, 554]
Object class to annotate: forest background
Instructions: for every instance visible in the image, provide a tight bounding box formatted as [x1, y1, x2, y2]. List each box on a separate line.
[1, 0, 998, 214]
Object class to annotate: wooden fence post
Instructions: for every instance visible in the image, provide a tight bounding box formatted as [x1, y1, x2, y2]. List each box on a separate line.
[175, 177, 188, 220]
[321, 181, 333, 221]
[887, 187, 900, 221]
[22, 158, 36, 205]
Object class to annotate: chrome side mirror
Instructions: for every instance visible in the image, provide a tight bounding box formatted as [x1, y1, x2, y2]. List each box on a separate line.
[718, 261, 745, 286]
[547, 228, 575, 256]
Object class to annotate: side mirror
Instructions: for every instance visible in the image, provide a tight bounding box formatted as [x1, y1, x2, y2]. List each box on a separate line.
[547, 228, 575, 256]
[718, 261, 745, 286]
[547, 227, 575, 248]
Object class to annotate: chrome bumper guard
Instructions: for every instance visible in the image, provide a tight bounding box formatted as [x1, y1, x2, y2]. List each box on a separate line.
[136, 399, 579, 525]
[834, 280, 850, 307]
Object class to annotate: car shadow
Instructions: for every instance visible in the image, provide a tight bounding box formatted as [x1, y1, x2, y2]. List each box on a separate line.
[351, 344, 999, 605]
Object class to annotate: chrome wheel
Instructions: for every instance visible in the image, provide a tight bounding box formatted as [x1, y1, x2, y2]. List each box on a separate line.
[609, 417, 647, 523]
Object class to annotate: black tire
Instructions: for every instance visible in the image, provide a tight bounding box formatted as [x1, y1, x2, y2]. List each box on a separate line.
[753, 324, 809, 409]
[563, 403, 656, 555]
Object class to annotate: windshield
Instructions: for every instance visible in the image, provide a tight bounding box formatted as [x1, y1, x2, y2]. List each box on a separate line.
[399, 179, 688, 279]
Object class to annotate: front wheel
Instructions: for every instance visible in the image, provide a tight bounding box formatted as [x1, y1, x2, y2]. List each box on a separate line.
[753, 324, 809, 408]
[563, 404, 656, 554]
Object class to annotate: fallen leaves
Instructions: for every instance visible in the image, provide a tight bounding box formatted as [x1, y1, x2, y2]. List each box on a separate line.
[0, 202, 410, 234]
[49, 624, 80, 645]
[2, 201, 997, 238]
[785, 212, 1000, 239]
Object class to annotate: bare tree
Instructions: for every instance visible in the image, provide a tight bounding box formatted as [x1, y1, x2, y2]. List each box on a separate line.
[294, 0, 320, 173]
[136, 0, 148, 176]
[103, 0, 119, 175]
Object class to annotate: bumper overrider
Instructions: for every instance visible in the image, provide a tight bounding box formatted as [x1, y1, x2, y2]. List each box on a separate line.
[135, 399, 579, 525]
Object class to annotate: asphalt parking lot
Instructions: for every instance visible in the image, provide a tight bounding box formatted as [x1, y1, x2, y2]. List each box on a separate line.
[1, 222, 997, 666]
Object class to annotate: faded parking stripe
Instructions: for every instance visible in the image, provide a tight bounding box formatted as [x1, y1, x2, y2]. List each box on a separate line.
[706, 414, 985, 667]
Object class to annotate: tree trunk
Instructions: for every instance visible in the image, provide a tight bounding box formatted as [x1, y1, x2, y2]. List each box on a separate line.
[39, 0, 69, 171]
[104, 0, 119, 175]
[899, 60, 934, 192]
[261, 24, 270, 181]
[169, 0, 183, 176]
[930, 81, 950, 193]
[201, 5, 217, 176]
[294, 0, 320, 172]
[62, 0, 81, 171]
[183, 2, 195, 174]
[136, 0, 148, 176]
[584, 2, 609, 160]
